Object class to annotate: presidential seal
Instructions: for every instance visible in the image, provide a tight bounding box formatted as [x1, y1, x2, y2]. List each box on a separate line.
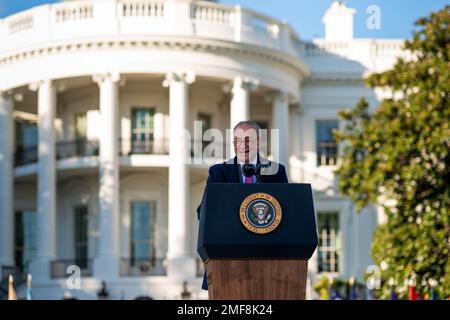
[239, 193, 282, 234]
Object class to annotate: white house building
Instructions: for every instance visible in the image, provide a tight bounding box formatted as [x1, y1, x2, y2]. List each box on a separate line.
[0, 0, 406, 299]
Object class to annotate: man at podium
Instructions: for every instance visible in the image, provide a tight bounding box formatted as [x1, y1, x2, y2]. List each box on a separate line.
[197, 120, 289, 290]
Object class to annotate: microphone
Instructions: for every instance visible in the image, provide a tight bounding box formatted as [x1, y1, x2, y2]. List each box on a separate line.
[242, 162, 272, 183]
[243, 163, 256, 177]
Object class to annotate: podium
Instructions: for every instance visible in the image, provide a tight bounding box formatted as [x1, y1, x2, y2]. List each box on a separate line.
[197, 183, 318, 300]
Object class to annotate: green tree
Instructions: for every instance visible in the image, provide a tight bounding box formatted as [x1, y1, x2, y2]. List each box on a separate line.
[335, 6, 450, 299]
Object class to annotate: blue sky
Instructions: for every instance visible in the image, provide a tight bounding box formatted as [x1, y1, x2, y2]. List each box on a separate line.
[0, 0, 447, 40]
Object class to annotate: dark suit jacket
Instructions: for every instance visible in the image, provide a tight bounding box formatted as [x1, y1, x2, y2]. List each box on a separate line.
[197, 155, 289, 290]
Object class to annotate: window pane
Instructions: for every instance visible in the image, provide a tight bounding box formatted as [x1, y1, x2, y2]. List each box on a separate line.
[132, 108, 154, 137]
[198, 113, 212, 131]
[74, 205, 88, 268]
[135, 242, 150, 260]
[198, 113, 212, 153]
[131, 201, 155, 262]
[317, 212, 340, 273]
[74, 112, 87, 138]
[16, 121, 38, 148]
[316, 120, 338, 166]
[15, 211, 37, 271]
[131, 108, 155, 155]
[14, 212, 24, 270]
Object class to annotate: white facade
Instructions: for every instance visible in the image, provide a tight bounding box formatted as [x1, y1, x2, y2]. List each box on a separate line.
[0, 0, 406, 299]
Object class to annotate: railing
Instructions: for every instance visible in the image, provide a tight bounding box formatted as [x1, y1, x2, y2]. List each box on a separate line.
[119, 138, 169, 155]
[193, 1, 232, 24]
[303, 39, 407, 61]
[190, 138, 272, 161]
[191, 138, 228, 159]
[56, 139, 99, 160]
[120, 258, 167, 277]
[317, 141, 337, 167]
[14, 144, 38, 167]
[119, 0, 165, 18]
[14, 139, 99, 167]
[373, 40, 406, 57]
[13, 137, 275, 167]
[0, 0, 298, 57]
[247, 10, 280, 39]
[304, 41, 350, 57]
[7, 13, 34, 34]
[50, 259, 93, 278]
[1, 0, 410, 65]
[55, 1, 94, 22]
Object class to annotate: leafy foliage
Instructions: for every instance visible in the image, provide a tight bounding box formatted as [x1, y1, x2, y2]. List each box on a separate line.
[335, 6, 450, 299]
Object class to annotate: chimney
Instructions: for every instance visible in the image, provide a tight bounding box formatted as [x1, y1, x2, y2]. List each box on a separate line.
[322, 1, 356, 41]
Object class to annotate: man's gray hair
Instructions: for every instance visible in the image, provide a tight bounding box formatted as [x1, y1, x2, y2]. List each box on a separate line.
[233, 120, 261, 137]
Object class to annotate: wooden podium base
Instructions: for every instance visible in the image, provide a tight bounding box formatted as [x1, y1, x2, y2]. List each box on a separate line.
[205, 259, 308, 300]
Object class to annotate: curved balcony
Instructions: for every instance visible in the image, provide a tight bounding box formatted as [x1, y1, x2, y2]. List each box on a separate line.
[14, 137, 171, 175]
[50, 259, 93, 278]
[56, 138, 100, 159]
[119, 138, 169, 156]
[120, 257, 167, 277]
[14, 137, 275, 170]
[14, 144, 38, 167]
[0, 0, 299, 57]
[14, 138, 99, 167]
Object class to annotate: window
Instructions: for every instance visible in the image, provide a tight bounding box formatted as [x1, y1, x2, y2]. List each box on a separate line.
[198, 112, 212, 152]
[316, 120, 338, 166]
[130, 201, 155, 265]
[17, 121, 38, 145]
[74, 205, 88, 269]
[255, 121, 270, 156]
[15, 121, 38, 165]
[74, 112, 87, 139]
[317, 212, 340, 273]
[14, 211, 37, 272]
[131, 108, 155, 153]
[198, 112, 212, 132]
[74, 112, 87, 155]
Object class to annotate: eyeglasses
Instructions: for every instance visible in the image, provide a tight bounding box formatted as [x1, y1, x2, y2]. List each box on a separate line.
[233, 137, 258, 145]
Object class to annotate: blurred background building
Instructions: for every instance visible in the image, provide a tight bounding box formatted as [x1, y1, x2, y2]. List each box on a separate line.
[0, 0, 406, 299]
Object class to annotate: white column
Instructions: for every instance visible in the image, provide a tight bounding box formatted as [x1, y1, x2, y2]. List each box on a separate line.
[229, 77, 258, 155]
[0, 92, 14, 275]
[230, 76, 250, 131]
[272, 92, 290, 167]
[163, 72, 196, 279]
[93, 73, 120, 280]
[29, 80, 56, 280]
